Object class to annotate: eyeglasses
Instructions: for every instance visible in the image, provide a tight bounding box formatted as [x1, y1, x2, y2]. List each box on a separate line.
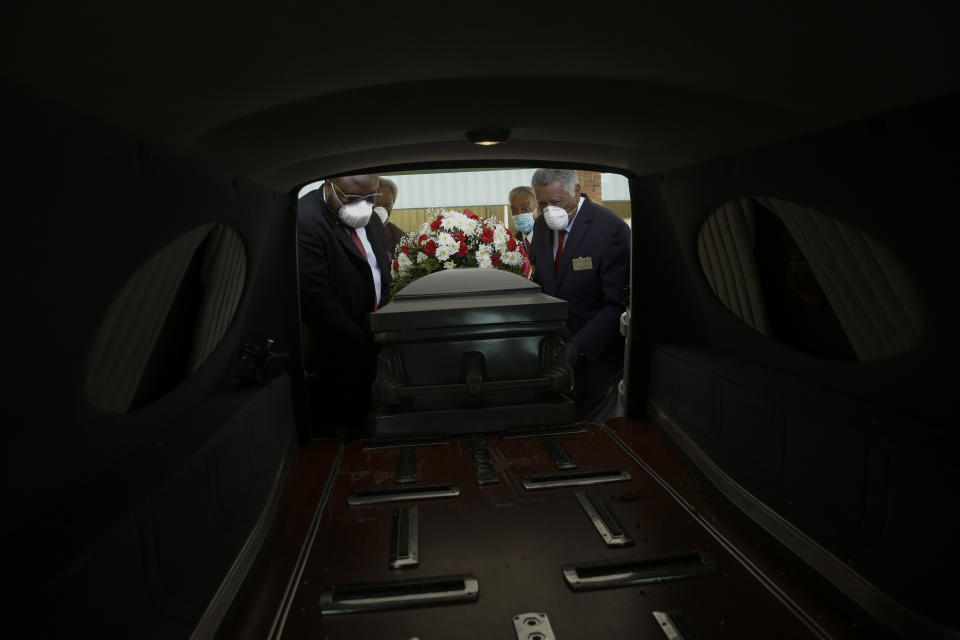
[331, 182, 381, 206]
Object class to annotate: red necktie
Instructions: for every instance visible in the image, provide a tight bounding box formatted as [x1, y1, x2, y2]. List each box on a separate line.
[349, 228, 378, 310]
[349, 228, 367, 262]
[554, 230, 566, 273]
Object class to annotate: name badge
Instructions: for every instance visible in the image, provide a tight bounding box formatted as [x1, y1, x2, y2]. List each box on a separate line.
[572, 257, 593, 271]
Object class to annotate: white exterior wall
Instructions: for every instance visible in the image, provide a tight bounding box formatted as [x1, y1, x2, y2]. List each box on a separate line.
[299, 169, 630, 206]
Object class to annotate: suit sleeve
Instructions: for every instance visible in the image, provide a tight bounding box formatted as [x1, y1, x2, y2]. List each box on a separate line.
[297, 219, 371, 345]
[568, 220, 629, 362]
[530, 219, 546, 287]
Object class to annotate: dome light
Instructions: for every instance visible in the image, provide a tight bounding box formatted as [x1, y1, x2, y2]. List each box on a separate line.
[466, 129, 510, 145]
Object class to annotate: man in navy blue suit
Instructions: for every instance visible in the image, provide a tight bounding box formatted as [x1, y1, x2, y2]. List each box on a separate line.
[529, 169, 630, 420]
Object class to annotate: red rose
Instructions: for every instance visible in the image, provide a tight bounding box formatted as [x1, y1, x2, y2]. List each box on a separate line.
[430, 217, 443, 231]
[491, 253, 501, 267]
[507, 237, 517, 252]
[457, 241, 468, 257]
[481, 228, 494, 243]
[453, 231, 466, 242]
[401, 245, 410, 255]
[393, 257, 399, 270]
[424, 240, 437, 256]
[418, 234, 428, 245]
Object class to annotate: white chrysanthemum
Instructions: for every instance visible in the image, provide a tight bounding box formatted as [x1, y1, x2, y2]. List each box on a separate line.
[500, 250, 523, 266]
[441, 211, 468, 231]
[418, 221, 431, 236]
[443, 211, 478, 235]
[443, 260, 457, 270]
[417, 251, 430, 264]
[438, 232, 459, 253]
[477, 253, 493, 269]
[436, 244, 452, 261]
[397, 253, 413, 273]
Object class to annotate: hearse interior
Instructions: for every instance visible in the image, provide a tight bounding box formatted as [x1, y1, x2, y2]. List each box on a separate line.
[2, 3, 958, 638]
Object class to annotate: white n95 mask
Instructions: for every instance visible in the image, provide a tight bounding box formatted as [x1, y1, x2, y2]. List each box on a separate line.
[339, 200, 374, 228]
[374, 206, 389, 224]
[544, 205, 571, 230]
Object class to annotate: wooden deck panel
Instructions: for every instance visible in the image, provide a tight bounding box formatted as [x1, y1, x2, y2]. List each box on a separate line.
[275, 423, 849, 639]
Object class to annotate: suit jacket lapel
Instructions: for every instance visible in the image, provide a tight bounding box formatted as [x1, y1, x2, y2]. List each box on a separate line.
[555, 200, 593, 289]
[533, 219, 556, 294]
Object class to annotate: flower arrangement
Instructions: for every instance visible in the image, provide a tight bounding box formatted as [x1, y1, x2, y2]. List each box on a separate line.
[390, 208, 528, 298]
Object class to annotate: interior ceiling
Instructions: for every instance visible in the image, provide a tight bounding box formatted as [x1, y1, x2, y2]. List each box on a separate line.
[3, 1, 958, 191]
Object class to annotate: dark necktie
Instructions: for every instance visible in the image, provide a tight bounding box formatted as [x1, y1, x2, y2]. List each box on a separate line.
[349, 228, 367, 262]
[554, 230, 566, 273]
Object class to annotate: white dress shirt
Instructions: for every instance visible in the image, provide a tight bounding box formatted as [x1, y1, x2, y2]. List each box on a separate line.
[352, 226, 382, 307]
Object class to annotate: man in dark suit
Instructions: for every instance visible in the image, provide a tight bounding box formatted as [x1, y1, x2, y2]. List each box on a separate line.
[529, 169, 629, 420]
[298, 174, 392, 434]
[375, 177, 406, 260]
[509, 185, 539, 278]
[509, 185, 539, 251]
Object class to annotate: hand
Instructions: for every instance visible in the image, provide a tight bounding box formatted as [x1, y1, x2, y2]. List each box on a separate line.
[564, 341, 580, 370]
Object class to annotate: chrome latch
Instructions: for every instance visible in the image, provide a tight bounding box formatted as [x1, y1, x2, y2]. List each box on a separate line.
[513, 612, 556, 640]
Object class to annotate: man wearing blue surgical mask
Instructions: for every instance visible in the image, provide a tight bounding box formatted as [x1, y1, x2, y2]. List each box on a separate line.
[298, 173, 392, 435]
[509, 185, 540, 255]
[528, 168, 629, 421]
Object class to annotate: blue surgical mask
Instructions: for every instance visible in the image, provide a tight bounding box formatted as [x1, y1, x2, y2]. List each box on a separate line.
[514, 212, 535, 234]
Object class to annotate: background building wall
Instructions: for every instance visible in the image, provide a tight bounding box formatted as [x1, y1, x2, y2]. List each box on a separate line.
[300, 169, 632, 234]
[577, 170, 604, 204]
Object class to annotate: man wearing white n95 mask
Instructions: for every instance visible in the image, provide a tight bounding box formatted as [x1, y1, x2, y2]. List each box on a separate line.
[528, 168, 629, 421]
[298, 173, 392, 435]
[374, 177, 405, 262]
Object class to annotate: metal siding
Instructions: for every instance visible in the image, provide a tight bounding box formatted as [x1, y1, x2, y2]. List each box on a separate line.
[602, 172, 630, 201]
[389, 169, 537, 208]
[299, 170, 631, 210]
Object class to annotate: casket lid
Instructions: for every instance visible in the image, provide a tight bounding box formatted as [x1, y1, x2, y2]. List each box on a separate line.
[370, 268, 566, 332]
[396, 267, 539, 298]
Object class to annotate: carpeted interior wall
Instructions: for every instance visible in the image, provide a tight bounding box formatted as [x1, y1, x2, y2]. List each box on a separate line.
[634, 93, 959, 628]
[0, 84, 302, 636]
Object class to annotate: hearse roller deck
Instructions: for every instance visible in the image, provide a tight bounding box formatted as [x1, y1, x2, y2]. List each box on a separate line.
[222, 419, 891, 639]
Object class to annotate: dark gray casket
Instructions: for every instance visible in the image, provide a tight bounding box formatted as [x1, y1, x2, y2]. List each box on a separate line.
[369, 268, 574, 436]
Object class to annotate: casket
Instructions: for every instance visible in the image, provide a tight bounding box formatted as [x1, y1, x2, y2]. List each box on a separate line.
[369, 268, 574, 436]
